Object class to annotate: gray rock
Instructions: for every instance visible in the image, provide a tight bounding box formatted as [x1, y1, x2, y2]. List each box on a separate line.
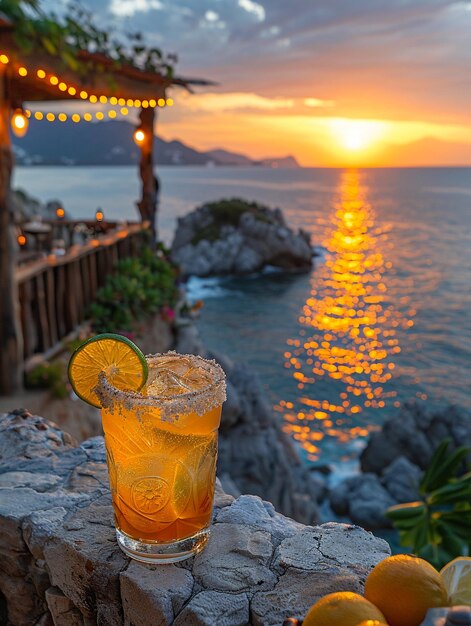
[216, 495, 303, 543]
[348, 475, 396, 529]
[233, 244, 262, 274]
[120, 562, 193, 625]
[273, 523, 390, 572]
[361, 403, 471, 474]
[421, 606, 471, 625]
[220, 380, 242, 429]
[171, 201, 312, 277]
[252, 523, 390, 626]
[329, 474, 396, 529]
[174, 591, 249, 626]
[382, 456, 422, 503]
[45, 587, 84, 626]
[192, 522, 276, 592]
[0, 471, 62, 491]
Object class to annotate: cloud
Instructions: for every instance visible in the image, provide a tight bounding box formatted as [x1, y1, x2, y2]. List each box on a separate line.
[180, 92, 294, 112]
[304, 98, 335, 108]
[109, 0, 163, 18]
[238, 0, 266, 22]
[205, 10, 219, 22]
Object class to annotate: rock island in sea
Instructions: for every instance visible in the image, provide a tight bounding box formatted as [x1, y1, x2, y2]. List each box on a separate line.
[171, 198, 313, 276]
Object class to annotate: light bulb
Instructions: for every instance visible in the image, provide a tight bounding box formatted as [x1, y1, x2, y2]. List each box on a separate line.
[133, 128, 146, 145]
[11, 109, 29, 137]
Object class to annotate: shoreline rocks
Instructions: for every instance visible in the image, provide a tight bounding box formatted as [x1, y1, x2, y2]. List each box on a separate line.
[328, 403, 471, 530]
[171, 198, 313, 277]
[0, 409, 391, 626]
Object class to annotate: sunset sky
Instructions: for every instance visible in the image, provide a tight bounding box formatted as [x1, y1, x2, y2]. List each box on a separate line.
[50, 0, 471, 166]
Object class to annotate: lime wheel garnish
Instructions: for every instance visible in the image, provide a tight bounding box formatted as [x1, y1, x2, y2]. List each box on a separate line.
[68, 333, 148, 407]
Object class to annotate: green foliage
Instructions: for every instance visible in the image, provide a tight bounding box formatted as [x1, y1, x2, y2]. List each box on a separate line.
[3, 0, 176, 77]
[89, 247, 178, 333]
[192, 198, 276, 244]
[25, 360, 68, 398]
[387, 439, 471, 569]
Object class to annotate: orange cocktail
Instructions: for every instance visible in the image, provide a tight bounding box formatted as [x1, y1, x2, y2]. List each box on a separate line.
[97, 352, 226, 563]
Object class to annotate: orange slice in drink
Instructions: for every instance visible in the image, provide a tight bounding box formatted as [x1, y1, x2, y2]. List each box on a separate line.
[68, 333, 148, 407]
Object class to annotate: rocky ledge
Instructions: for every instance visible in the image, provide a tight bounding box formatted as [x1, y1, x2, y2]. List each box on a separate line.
[171, 198, 313, 277]
[0, 409, 390, 626]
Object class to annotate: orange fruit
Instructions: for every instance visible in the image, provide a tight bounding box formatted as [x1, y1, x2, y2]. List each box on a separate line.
[303, 591, 387, 626]
[440, 557, 471, 606]
[68, 333, 148, 407]
[356, 621, 390, 626]
[364, 555, 449, 626]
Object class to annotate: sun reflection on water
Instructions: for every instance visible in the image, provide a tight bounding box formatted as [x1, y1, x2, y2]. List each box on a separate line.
[277, 170, 415, 462]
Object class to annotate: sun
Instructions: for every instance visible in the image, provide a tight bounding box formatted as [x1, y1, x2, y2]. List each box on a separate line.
[329, 119, 388, 153]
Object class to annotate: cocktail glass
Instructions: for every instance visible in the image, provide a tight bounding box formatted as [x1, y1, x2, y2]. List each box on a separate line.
[96, 352, 226, 564]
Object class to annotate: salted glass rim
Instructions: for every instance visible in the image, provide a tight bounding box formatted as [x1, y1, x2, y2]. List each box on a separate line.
[96, 351, 226, 413]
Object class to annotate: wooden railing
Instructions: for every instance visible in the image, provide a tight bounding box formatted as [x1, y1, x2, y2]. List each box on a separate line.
[15, 223, 148, 370]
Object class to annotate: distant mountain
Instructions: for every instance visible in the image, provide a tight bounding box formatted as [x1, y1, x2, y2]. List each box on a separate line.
[205, 148, 253, 166]
[12, 119, 300, 168]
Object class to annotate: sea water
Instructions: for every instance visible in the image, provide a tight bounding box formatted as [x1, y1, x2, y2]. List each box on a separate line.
[15, 165, 471, 468]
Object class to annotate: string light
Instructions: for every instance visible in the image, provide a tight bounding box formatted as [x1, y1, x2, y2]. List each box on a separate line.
[10, 108, 29, 137]
[17, 234, 27, 246]
[4, 52, 175, 135]
[133, 128, 146, 145]
[95, 209, 104, 222]
[1, 52, 175, 109]
[56, 207, 65, 219]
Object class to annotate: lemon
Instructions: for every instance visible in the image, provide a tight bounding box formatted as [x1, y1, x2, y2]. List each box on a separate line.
[440, 557, 471, 606]
[68, 333, 148, 407]
[365, 554, 449, 626]
[303, 591, 386, 626]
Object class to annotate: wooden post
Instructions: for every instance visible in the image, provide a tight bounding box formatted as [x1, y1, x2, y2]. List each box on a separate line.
[0, 68, 23, 393]
[136, 106, 157, 246]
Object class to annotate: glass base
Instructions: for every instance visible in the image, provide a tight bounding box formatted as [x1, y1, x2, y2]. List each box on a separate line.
[116, 527, 210, 564]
